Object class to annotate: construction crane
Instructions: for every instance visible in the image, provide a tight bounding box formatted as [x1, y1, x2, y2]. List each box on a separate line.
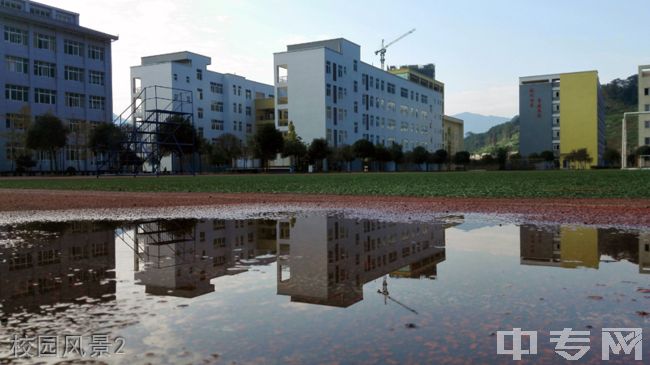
[375, 28, 416, 70]
[377, 276, 418, 314]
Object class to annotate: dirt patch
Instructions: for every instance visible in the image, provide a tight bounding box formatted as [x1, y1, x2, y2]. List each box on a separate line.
[1, 189, 649, 227]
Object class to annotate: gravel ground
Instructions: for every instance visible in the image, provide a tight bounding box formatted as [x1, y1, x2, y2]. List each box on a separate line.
[1, 189, 649, 227]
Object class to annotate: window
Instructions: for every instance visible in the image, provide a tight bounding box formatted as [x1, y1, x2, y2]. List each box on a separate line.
[34, 33, 55, 51]
[211, 82, 223, 94]
[646, 104, 650, 112]
[5, 84, 28, 102]
[421, 95, 428, 104]
[645, 120, 650, 129]
[237, 86, 241, 96]
[326, 84, 331, 97]
[63, 39, 83, 56]
[326, 61, 331, 74]
[246, 123, 252, 134]
[400, 87, 408, 98]
[89, 95, 105, 110]
[88, 45, 105, 60]
[196, 69, 202, 80]
[4, 26, 28, 45]
[387, 83, 395, 94]
[353, 60, 357, 72]
[1, 0, 23, 10]
[353, 81, 358, 93]
[245, 106, 251, 116]
[197, 88, 203, 100]
[65, 92, 84, 108]
[354, 101, 358, 113]
[238, 103, 242, 114]
[6, 55, 28, 73]
[211, 101, 223, 112]
[245, 89, 251, 99]
[30, 5, 51, 17]
[33, 60, 56, 78]
[64, 66, 84, 82]
[88, 70, 105, 85]
[34, 88, 56, 104]
[173, 73, 178, 81]
[186, 76, 190, 83]
[211, 119, 224, 130]
[646, 137, 650, 146]
[645, 88, 649, 96]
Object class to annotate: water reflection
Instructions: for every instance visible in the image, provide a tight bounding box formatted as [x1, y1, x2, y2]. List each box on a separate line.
[2, 216, 650, 363]
[276, 216, 449, 307]
[125, 218, 278, 298]
[0, 221, 117, 317]
[520, 225, 650, 273]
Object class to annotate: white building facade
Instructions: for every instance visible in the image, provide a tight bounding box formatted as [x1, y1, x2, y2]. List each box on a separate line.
[0, 0, 116, 172]
[130, 52, 274, 146]
[273, 39, 444, 152]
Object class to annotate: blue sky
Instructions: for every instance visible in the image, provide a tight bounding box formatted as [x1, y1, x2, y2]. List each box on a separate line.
[43, 0, 648, 117]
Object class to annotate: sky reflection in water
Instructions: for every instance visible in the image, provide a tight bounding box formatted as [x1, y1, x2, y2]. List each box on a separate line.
[0, 214, 649, 364]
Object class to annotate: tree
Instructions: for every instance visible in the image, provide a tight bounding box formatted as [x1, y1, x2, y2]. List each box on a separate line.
[635, 146, 650, 167]
[539, 150, 555, 163]
[389, 143, 404, 171]
[431, 149, 448, 169]
[307, 138, 330, 172]
[603, 148, 621, 167]
[374, 144, 391, 171]
[252, 123, 284, 170]
[564, 148, 592, 169]
[334, 145, 356, 172]
[495, 146, 509, 170]
[26, 113, 67, 172]
[211, 133, 243, 167]
[158, 115, 199, 173]
[88, 122, 125, 170]
[15, 154, 36, 174]
[410, 146, 430, 171]
[353, 139, 375, 171]
[282, 138, 307, 172]
[453, 151, 471, 166]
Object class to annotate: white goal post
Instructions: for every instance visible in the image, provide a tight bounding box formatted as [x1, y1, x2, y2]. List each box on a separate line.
[621, 111, 650, 169]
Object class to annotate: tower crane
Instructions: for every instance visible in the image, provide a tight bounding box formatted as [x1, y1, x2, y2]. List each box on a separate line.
[375, 28, 416, 70]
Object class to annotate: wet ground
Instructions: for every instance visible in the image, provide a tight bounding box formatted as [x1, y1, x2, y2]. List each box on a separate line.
[0, 211, 649, 364]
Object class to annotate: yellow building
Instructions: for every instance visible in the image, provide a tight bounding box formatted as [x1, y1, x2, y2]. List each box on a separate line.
[559, 71, 605, 168]
[519, 71, 604, 168]
[442, 115, 464, 156]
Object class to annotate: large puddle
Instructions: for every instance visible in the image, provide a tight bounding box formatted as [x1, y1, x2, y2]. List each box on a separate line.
[0, 213, 649, 364]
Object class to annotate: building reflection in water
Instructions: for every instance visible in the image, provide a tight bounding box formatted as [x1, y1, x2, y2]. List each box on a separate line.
[8, 217, 648, 317]
[519, 225, 650, 273]
[276, 216, 453, 308]
[0, 221, 117, 317]
[125, 219, 278, 298]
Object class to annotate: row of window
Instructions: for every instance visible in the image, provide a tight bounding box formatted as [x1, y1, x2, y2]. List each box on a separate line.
[172, 72, 257, 100]
[4, 84, 105, 109]
[3, 26, 105, 60]
[6, 56, 105, 84]
[362, 73, 434, 106]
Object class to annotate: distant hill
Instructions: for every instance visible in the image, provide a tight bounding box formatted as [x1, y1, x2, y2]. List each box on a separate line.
[602, 75, 638, 151]
[464, 116, 519, 154]
[462, 75, 639, 154]
[452, 112, 511, 134]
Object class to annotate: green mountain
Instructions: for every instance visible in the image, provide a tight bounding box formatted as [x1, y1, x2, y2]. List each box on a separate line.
[464, 116, 519, 154]
[463, 75, 639, 154]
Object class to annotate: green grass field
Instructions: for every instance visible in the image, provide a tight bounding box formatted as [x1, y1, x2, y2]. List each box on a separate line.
[0, 170, 649, 199]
